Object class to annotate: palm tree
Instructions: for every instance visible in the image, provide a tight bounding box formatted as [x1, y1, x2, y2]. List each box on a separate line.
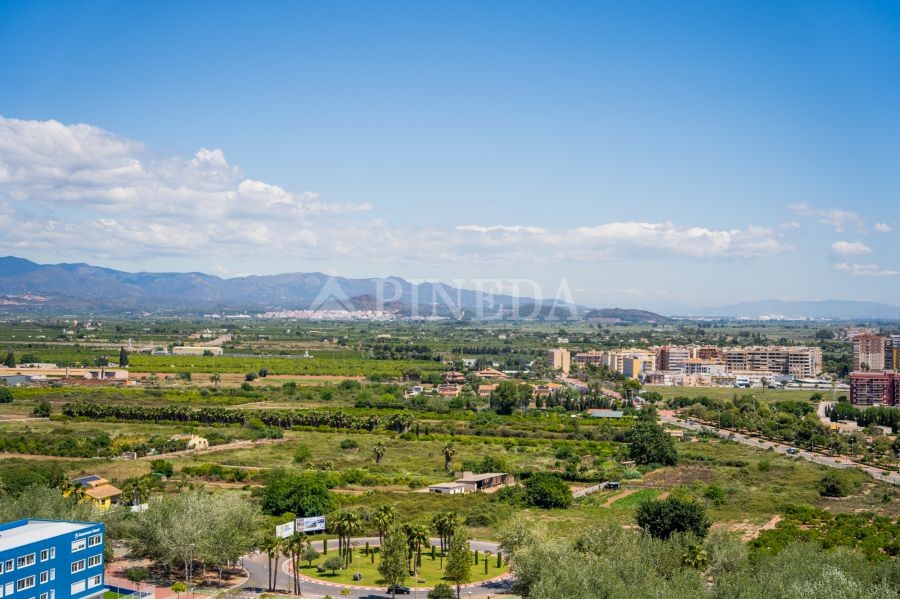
[431, 511, 460, 554]
[260, 535, 281, 591]
[283, 533, 306, 594]
[372, 505, 396, 547]
[442, 443, 456, 471]
[402, 522, 431, 576]
[374, 441, 386, 464]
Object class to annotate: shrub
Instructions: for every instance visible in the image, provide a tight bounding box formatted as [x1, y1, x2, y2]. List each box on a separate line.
[523, 473, 573, 509]
[293, 444, 312, 463]
[339, 439, 359, 450]
[818, 471, 861, 497]
[0, 388, 13, 403]
[636, 496, 710, 539]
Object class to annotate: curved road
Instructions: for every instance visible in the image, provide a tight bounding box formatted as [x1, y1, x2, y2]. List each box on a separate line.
[242, 537, 512, 599]
[659, 414, 899, 486]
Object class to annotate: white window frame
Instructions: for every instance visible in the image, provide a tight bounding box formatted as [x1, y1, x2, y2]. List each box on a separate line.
[49, 548, 55, 560]
[87, 574, 102, 589]
[49, 568, 55, 581]
[87, 535, 102, 548]
[4, 560, 13, 572]
[40, 593, 49, 599]
[70, 580, 85, 595]
[3, 582, 12, 596]
[71, 559, 85, 574]
[71, 539, 86, 553]
[17, 553, 36, 568]
[17, 575, 35, 591]
[40, 570, 49, 584]
[39, 549, 49, 562]
[87, 555, 101, 568]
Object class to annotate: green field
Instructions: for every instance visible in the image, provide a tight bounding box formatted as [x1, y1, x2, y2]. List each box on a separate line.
[298, 545, 507, 589]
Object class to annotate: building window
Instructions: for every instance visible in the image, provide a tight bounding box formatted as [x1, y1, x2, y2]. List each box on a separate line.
[71, 559, 86, 574]
[41, 594, 49, 599]
[49, 548, 55, 560]
[71, 539, 86, 552]
[87, 555, 101, 568]
[39, 549, 49, 562]
[17, 575, 36, 591]
[40, 571, 49, 584]
[49, 568, 55, 581]
[17, 553, 36, 568]
[4, 560, 13, 572]
[3, 582, 12, 596]
[87, 535, 102, 548]
[87, 575, 102, 589]
[70, 580, 86, 595]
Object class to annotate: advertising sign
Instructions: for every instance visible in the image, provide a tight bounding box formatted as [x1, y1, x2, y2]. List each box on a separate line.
[297, 516, 326, 533]
[275, 521, 296, 538]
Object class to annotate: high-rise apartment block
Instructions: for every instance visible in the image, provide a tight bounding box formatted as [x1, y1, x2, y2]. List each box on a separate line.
[546, 348, 570, 374]
[851, 333, 885, 372]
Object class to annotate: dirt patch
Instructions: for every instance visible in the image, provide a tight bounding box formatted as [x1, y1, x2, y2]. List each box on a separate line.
[714, 514, 782, 541]
[642, 465, 715, 487]
[657, 492, 670, 500]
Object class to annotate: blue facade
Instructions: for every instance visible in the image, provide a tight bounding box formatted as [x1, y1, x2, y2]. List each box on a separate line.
[0, 519, 105, 599]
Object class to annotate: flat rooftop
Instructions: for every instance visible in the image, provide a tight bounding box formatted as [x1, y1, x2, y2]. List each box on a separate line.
[0, 520, 91, 553]
[455, 472, 506, 482]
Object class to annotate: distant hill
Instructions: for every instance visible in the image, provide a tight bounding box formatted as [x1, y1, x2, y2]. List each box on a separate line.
[686, 299, 900, 320]
[0, 256, 590, 319]
[584, 308, 670, 324]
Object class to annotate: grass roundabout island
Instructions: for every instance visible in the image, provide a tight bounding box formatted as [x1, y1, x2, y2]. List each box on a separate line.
[295, 545, 508, 589]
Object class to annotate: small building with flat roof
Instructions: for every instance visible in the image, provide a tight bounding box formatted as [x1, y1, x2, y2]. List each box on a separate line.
[454, 472, 513, 493]
[427, 482, 466, 495]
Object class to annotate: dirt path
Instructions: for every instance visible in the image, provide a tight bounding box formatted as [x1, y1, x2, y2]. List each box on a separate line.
[134, 437, 288, 460]
[603, 489, 638, 507]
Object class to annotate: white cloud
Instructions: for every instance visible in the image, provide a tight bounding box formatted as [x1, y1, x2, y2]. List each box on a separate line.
[874, 222, 893, 233]
[830, 240, 872, 257]
[834, 262, 899, 277]
[0, 115, 792, 268]
[788, 202, 865, 232]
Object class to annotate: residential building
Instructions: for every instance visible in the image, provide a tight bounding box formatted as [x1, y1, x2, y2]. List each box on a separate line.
[441, 371, 467, 384]
[475, 368, 508, 380]
[427, 482, 466, 495]
[546, 348, 571, 374]
[622, 357, 649, 379]
[0, 519, 105, 599]
[68, 477, 122, 511]
[605, 349, 657, 373]
[656, 346, 691, 371]
[436, 384, 461, 398]
[695, 346, 726, 361]
[850, 371, 897, 407]
[454, 472, 512, 493]
[572, 350, 605, 368]
[172, 434, 209, 450]
[851, 333, 885, 372]
[723, 346, 822, 377]
[477, 383, 497, 399]
[885, 335, 900, 370]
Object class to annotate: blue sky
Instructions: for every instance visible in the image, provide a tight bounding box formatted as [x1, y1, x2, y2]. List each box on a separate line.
[0, 1, 898, 311]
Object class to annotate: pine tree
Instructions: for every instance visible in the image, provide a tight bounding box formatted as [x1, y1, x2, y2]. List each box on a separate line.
[119, 347, 129, 367]
[444, 530, 471, 598]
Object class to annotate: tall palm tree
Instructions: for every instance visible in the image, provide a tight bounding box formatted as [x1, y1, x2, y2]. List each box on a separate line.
[374, 441, 386, 464]
[442, 443, 456, 471]
[402, 522, 431, 576]
[372, 504, 396, 547]
[431, 511, 460, 554]
[283, 533, 306, 594]
[260, 535, 281, 592]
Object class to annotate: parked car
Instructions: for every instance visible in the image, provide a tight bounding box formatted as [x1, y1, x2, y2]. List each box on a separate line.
[787, 447, 798, 454]
[387, 585, 412, 595]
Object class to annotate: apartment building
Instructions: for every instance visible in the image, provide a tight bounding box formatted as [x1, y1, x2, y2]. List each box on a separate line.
[546, 348, 571, 374]
[0, 519, 105, 599]
[850, 371, 898, 407]
[885, 335, 900, 370]
[851, 333, 885, 372]
[724, 346, 822, 378]
[656, 346, 691, 371]
[571, 350, 605, 368]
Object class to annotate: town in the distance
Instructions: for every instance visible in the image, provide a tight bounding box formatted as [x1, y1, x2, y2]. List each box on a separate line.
[0, 311, 897, 599]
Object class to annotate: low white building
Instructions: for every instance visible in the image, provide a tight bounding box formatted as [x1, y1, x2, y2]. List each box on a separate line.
[427, 482, 466, 495]
[173, 346, 224, 356]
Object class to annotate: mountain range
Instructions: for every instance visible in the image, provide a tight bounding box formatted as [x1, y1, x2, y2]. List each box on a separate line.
[1, 256, 896, 321]
[0, 256, 593, 319]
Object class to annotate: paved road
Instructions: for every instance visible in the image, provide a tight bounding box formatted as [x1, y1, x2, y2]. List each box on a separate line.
[242, 537, 512, 599]
[659, 414, 900, 486]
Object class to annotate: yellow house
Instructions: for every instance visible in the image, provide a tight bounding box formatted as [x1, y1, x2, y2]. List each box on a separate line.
[69, 475, 123, 511]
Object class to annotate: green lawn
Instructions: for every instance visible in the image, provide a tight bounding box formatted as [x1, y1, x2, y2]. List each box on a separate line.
[299, 545, 507, 589]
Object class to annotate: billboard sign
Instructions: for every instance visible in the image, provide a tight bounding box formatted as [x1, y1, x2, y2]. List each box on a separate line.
[275, 521, 296, 538]
[297, 516, 326, 533]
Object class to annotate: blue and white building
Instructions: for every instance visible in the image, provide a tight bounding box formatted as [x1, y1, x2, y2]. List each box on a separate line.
[0, 519, 105, 599]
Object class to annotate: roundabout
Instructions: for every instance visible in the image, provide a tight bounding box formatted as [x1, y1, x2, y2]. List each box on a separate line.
[243, 537, 513, 598]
